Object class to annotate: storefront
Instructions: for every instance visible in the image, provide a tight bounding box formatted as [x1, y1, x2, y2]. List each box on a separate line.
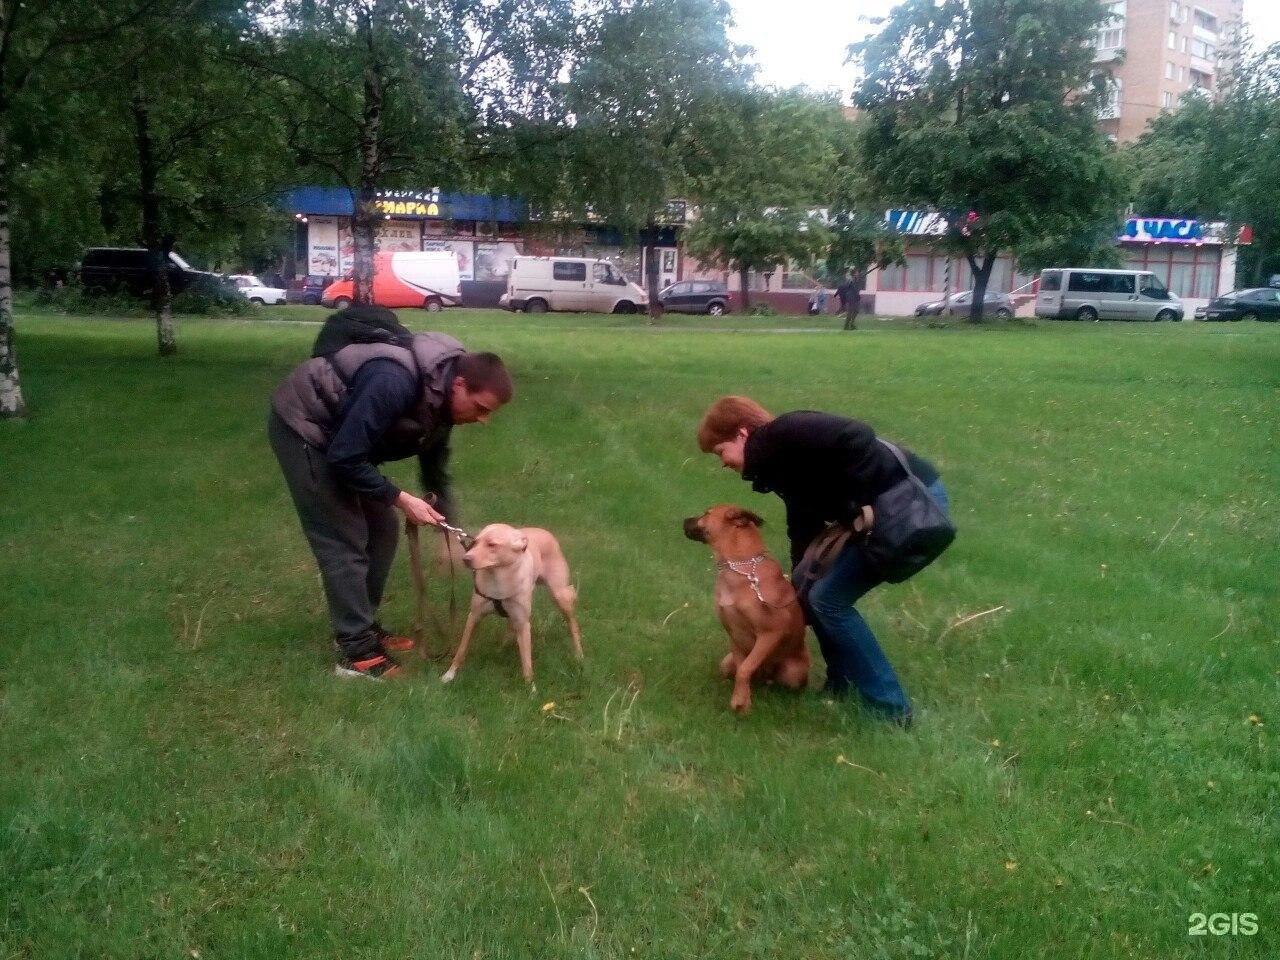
[282, 187, 681, 306]
[867, 213, 1244, 317]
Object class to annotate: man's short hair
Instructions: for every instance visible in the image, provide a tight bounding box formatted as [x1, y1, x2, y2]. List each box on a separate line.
[455, 352, 514, 403]
[697, 396, 773, 452]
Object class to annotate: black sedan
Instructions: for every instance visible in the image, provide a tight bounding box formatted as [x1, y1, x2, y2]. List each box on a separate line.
[658, 280, 731, 315]
[1197, 288, 1280, 322]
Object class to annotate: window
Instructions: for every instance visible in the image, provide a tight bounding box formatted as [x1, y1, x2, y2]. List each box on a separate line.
[1100, 78, 1122, 120]
[1164, 91, 1175, 109]
[1068, 272, 1103, 293]
[1129, 247, 1221, 299]
[553, 260, 586, 281]
[1068, 272, 1133, 294]
[1168, 31, 1177, 49]
[1041, 271, 1062, 292]
[1095, 1, 1124, 49]
[1191, 39, 1215, 59]
[1190, 68, 1212, 90]
[1166, 61, 1175, 80]
[906, 254, 932, 291]
[1194, 10, 1218, 32]
[1141, 273, 1171, 299]
[593, 262, 623, 285]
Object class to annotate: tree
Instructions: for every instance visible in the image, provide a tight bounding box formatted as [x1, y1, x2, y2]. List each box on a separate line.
[92, 0, 282, 355]
[1129, 45, 1280, 287]
[0, 0, 158, 417]
[564, 0, 750, 319]
[257, 0, 579, 306]
[684, 90, 839, 309]
[850, 0, 1127, 322]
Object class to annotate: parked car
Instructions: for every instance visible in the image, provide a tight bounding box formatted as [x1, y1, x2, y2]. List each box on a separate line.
[286, 277, 328, 305]
[500, 256, 648, 314]
[658, 280, 730, 315]
[1195, 287, 1280, 322]
[915, 289, 1015, 319]
[226, 274, 286, 305]
[78, 247, 219, 297]
[1035, 268, 1183, 322]
[321, 251, 462, 312]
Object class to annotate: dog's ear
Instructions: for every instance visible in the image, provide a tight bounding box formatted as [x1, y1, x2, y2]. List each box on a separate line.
[509, 533, 529, 552]
[730, 508, 765, 528]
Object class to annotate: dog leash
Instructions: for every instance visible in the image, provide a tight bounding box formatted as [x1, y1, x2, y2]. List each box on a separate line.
[716, 555, 796, 609]
[404, 511, 476, 658]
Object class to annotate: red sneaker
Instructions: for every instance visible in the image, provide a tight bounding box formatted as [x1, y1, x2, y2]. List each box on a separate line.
[376, 626, 415, 653]
[334, 653, 402, 680]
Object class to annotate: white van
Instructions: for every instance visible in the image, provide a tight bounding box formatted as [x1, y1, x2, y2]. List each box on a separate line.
[1035, 268, 1183, 322]
[500, 257, 648, 314]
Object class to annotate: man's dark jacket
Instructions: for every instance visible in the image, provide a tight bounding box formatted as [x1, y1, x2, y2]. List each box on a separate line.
[271, 327, 465, 517]
[742, 411, 939, 567]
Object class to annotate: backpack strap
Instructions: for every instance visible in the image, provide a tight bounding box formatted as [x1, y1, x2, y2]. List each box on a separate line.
[876, 438, 920, 482]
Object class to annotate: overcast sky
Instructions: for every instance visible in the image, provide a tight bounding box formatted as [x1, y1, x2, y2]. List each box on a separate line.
[730, 0, 1280, 96]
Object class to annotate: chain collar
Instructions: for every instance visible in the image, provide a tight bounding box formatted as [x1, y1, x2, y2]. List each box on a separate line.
[715, 554, 793, 608]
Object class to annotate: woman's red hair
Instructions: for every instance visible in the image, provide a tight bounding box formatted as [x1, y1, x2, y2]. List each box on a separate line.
[696, 396, 773, 452]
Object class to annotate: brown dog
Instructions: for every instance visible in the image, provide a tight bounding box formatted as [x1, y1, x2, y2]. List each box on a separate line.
[442, 523, 582, 685]
[683, 505, 809, 712]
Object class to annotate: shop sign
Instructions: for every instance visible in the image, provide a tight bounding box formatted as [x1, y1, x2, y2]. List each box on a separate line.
[375, 188, 443, 218]
[1121, 218, 1205, 243]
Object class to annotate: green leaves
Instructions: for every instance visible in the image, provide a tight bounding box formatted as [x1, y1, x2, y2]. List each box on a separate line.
[849, 0, 1127, 317]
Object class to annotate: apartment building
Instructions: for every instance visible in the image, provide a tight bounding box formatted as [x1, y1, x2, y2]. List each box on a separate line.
[1095, 0, 1244, 141]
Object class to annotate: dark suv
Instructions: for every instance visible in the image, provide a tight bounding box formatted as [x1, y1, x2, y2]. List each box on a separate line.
[658, 280, 730, 315]
[78, 247, 218, 296]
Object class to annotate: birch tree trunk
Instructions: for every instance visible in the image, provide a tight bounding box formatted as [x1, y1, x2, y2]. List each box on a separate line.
[352, 14, 382, 306]
[132, 83, 176, 355]
[0, 127, 25, 417]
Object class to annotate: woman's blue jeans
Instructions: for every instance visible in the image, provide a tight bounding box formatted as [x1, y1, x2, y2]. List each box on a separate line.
[795, 480, 949, 719]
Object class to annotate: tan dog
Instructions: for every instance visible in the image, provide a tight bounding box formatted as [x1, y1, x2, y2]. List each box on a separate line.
[442, 523, 582, 685]
[683, 505, 809, 713]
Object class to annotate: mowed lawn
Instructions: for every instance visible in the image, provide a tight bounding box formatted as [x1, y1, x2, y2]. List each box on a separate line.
[2, 308, 1277, 959]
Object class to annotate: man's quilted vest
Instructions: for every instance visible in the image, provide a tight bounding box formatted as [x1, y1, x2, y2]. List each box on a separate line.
[271, 332, 465, 450]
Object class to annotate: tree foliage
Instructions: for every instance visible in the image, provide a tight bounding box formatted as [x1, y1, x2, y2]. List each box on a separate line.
[1129, 44, 1280, 287]
[563, 0, 750, 315]
[684, 90, 841, 307]
[850, 0, 1126, 321]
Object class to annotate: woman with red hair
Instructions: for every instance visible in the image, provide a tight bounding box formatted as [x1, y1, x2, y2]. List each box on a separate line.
[697, 396, 949, 724]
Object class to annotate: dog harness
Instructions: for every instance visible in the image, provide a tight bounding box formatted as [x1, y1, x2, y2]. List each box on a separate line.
[716, 555, 795, 609]
[474, 587, 510, 619]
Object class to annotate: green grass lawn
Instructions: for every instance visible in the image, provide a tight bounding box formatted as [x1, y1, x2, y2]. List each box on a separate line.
[2, 308, 1277, 959]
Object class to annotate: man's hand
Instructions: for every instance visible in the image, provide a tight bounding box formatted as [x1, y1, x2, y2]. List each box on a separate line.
[396, 490, 445, 527]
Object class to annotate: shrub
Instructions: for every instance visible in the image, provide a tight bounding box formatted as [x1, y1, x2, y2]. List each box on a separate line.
[748, 302, 778, 316]
[26, 279, 250, 316]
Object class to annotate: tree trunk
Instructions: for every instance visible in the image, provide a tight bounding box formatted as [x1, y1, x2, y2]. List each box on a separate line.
[353, 14, 383, 306]
[132, 83, 176, 356]
[967, 251, 996, 324]
[644, 227, 663, 323]
[0, 123, 26, 418]
[739, 265, 751, 310]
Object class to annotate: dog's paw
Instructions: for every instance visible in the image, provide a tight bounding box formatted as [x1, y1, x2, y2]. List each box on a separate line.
[440, 668, 457, 683]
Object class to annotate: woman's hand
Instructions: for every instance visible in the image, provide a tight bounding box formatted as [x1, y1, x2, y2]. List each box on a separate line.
[852, 504, 875, 534]
[396, 490, 445, 527]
